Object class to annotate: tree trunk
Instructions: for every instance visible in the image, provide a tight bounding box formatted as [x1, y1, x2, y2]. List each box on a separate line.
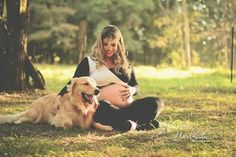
[1, 0, 24, 91]
[0, 0, 3, 17]
[25, 53, 45, 89]
[182, 0, 191, 67]
[181, 26, 186, 67]
[165, 0, 169, 13]
[0, 0, 45, 92]
[77, 20, 87, 64]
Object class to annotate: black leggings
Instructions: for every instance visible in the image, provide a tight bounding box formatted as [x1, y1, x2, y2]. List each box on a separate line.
[94, 97, 162, 131]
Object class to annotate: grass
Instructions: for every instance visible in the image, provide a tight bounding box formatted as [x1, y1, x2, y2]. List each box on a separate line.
[0, 64, 236, 157]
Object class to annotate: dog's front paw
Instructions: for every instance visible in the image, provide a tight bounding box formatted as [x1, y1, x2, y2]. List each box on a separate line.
[62, 122, 73, 129]
[14, 120, 22, 124]
[103, 125, 113, 131]
[53, 122, 72, 129]
[93, 122, 113, 131]
[51, 117, 73, 129]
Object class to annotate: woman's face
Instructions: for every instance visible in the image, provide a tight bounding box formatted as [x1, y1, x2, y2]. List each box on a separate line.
[102, 38, 118, 59]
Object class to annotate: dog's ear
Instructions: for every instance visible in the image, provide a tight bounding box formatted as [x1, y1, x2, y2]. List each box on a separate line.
[68, 79, 77, 96]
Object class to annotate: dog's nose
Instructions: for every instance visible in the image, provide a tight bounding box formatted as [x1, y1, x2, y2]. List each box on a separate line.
[95, 89, 100, 95]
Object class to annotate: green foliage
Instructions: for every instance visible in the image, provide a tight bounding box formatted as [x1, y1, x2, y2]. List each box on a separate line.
[28, 1, 78, 63]
[68, 0, 156, 54]
[26, 0, 236, 67]
[0, 65, 235, 156]
[146, 0, 236, 67]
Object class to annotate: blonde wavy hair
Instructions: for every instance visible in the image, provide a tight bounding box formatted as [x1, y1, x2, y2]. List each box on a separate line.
[91, 25, 132, 78]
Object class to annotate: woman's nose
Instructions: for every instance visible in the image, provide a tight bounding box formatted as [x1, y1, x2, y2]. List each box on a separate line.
[108, 45, 112, 50]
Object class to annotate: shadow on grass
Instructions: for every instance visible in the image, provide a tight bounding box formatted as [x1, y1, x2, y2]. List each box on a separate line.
[0, 123, 117, 138]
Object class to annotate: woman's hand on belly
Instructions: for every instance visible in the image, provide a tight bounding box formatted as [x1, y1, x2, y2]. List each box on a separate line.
[120, 84, 134, 102]
[97, 84, 133, 108]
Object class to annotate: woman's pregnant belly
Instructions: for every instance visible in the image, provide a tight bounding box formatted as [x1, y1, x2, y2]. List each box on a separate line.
[97, 84, 133, 108]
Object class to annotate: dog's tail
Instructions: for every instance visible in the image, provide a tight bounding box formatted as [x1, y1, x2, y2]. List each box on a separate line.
[0, 112, 26, 124]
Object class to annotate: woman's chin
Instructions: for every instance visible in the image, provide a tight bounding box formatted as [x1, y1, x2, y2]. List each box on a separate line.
[105, 54, 114, 59]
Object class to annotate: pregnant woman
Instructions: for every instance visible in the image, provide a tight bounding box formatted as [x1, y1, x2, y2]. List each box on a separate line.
[58, 25, 164, 132]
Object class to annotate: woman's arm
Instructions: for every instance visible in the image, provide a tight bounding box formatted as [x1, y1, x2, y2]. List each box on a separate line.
[58, 57, 89, 96]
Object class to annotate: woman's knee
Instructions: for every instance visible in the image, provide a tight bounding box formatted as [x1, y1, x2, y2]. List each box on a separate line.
[139, 97, 164, 116]
[155, 97, 164, 116]
[137, 97, 164, 123]
[145, 97, 164, 121]
[134, 97, 164, 113]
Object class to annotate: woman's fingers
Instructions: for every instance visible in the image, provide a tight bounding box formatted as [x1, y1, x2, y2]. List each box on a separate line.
[120, 88, 129, 95]
[123, 94, 131, 101]
[119, 85, 132, 101]
[120, 90, 131, 101]
[120, 91, 130, 97]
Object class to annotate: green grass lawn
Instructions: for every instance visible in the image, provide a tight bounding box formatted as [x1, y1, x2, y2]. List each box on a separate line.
[0, 65, 235, 157]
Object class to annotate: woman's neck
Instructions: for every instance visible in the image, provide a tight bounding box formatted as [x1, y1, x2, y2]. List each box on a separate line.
[105, 58, 115, 68]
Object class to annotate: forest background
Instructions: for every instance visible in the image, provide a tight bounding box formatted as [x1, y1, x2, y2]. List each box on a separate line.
[23, 0, 235, 68]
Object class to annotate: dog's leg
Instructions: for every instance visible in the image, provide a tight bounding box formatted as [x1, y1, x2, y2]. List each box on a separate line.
[14, 111, 37, 124]
[93, 122, 113, 131]
[14, 116, 32, 124]
[61, 119, 73, 129]
[50, 114, 73, 129]
[0, 112, 26, 124]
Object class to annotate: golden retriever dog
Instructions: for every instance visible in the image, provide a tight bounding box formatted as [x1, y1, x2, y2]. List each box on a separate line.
[0, 77, 112, 131]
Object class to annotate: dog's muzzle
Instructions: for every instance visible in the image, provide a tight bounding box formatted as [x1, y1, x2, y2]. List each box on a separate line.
[82, 89, 100, 104]
[82, 93, 93, 104]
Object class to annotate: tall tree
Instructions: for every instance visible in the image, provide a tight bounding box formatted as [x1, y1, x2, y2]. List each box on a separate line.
[77, 20, 87, 64]
[182, 0, 191, 67]
[0, 0, 45, 92]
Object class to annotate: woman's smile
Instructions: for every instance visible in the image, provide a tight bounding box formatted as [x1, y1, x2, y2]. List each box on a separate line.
[105, 51, 114, 56]
[103, 38, 118, 58]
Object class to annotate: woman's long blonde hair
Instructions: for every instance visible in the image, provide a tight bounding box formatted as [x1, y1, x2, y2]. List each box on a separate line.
[91, 25, 132, 78]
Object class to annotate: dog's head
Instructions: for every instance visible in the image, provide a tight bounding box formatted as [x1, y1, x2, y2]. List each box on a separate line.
[67, 77, 100, 111]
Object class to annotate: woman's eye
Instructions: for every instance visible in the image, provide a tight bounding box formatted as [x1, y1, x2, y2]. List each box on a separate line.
[83, 82, 89, 85]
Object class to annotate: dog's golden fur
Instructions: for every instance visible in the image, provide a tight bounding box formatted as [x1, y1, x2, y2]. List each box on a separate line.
[0, 77, 112, 131]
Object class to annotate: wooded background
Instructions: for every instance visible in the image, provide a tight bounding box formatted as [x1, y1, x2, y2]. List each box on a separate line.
[0, 0, 235, 91]
[2, 0, 236, 66]
[26, 0, 236, 67]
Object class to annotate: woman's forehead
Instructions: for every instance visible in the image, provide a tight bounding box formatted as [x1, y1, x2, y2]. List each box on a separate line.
[103, 37, 118, 43]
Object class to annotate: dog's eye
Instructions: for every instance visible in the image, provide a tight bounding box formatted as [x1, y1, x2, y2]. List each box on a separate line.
[83, 82, 89, 85]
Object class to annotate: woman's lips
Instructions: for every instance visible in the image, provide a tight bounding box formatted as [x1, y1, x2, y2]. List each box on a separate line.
[105, 51, 113, 56]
